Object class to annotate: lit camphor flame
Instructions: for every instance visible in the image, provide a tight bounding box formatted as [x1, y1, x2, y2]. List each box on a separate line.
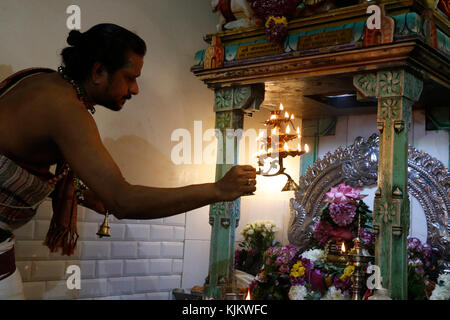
[284, 111, 289, 119]
[279, 103, 284, 111]
[286, 125, 291, 134]
[341, 242, 346, 253]
[284, 142, 289, 151]
[245, 289, 251, 300]
[305, 144, 310, 153]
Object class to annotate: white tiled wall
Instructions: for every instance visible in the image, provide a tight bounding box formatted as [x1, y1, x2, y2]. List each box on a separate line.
[14, 201, 185, 300]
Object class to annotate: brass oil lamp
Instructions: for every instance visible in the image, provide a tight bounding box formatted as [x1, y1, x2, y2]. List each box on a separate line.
[256, 103, 309, 191]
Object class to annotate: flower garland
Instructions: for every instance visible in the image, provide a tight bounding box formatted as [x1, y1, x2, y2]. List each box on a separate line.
[247, 0, 303, 44]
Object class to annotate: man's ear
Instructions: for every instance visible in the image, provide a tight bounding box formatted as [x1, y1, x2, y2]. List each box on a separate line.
[91, 62, 106, 85]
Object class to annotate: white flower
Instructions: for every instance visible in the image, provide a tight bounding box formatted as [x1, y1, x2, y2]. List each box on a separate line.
[437, 273, 450, 288]
[301, 249, 325, 263]
[430, 285, 450, 300]
[288, 285, 308, 300]
[247, 229, 254, 235]
[321, 286, 350, 300]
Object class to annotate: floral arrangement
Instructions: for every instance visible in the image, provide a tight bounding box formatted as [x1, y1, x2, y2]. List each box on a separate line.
[235, 220, 280, 275]
[407, 237, 436, 300]
[242, 183, 442, 300]
[249, 245, 356, 300]
[429, 273, 450, 300]
[312, 182, 374, 252]
[247, 0, 302, 44]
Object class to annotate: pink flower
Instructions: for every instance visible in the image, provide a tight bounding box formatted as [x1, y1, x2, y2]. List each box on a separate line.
[325, 183, 367, 204]
[279, 264, 290, 274]
[329, 203, 357, 226]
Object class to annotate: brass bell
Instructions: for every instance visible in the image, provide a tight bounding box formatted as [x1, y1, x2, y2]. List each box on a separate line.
[281, 175, 299, 192]
[97, 211, 111, 238]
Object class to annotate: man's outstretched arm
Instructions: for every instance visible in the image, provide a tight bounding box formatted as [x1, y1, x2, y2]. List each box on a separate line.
[48, 100, 256, 220]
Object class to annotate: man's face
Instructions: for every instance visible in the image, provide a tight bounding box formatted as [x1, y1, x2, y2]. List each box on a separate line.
[96, 51, 144, 111]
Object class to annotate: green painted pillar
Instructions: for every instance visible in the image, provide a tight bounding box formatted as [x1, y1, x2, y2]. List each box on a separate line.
[354, 70, 423, 300]
[204, 84, 264, 299]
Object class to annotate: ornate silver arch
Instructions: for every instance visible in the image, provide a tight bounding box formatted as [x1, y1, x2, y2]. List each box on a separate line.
[288, 134, 450, 267]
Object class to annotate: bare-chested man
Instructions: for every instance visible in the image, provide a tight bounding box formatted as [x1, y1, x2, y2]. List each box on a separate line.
[0, 23, 256, 299]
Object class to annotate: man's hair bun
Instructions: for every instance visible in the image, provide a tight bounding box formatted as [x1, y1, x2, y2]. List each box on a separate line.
[67, 30, 83, 47]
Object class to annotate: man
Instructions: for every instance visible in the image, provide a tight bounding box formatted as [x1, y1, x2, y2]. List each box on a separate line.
[0, 24, 256, 299]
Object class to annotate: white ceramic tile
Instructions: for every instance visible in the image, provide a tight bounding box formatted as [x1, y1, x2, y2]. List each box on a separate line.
[124, 259, 149, 276]
[160, 275, 181, 291]
[14, 240, 50, 260]
[45, 280, 78, 300]
[78, 222, 100, 240]
[181, 240, 210, 290]
[161, 242, 184, 258]
[35, 200, 53, 220]
[121, 293, 147, 300]
[185, 205, 211, 240]
[65, 260, 96, 279]
[174, 227, 186, 241]
[22, 281, 46, 300]
[108, 223, 126, 240]
[108, 277, 135, 296]
[16, 261, 32, 281]
[125, 224, 150, 241]
[148, 259, 172, 275]
[172, 259, 183, 274]
[134, 276, 160, 293]
[138, 242, 161, 258]
[14, 220, 34, 240]
[111, 241, 138, 259]
[80, 241, 111, 260]
[96, 260, 123, 278]
[31, 261, 66, 281]
[149, 225, 174, 241]
[146, 292, 170, 300]
[33, 220, 50, 240]
[78, 278, 108, 298]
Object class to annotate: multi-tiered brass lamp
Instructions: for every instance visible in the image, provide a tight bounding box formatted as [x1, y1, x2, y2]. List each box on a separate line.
[256, 104, 309, 191]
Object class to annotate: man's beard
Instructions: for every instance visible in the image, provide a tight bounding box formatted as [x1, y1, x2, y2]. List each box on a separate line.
[102, 94, 132, 111]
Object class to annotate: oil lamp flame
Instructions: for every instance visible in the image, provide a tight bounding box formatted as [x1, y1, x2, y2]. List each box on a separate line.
[270, 114, 277, 120]
[286, 125, 291, 134]
[305, 144, 310, 153]
[279, 103, 284, 111]
[298, 144, 301, 151]
[341, 242, 346, 253]
[285, 111, 289, 118]
[291, 114, 294, 120]
[284, 142, 289, 151]
[245, 289, 251, 300]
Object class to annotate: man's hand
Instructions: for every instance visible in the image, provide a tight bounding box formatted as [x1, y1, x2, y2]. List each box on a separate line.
[214, 165, 257, 202]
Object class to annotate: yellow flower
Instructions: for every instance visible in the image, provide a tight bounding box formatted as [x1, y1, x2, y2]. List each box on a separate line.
[298, 267, 305, 277]
[290, 271, 300, 278]
[265, 16, 288, 28]
[340, 266, 355, 279]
